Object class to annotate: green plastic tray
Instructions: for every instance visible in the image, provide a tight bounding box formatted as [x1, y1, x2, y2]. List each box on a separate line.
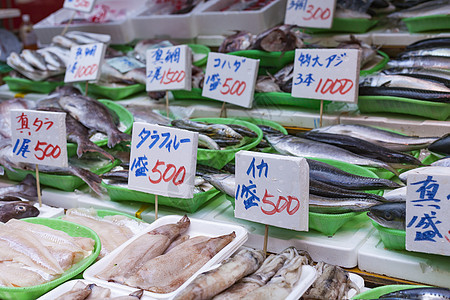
[403, 14, 450, 33]
[192, 118, 263, 169]
[254, 92, 330, 109]
[171, 87, 211, 101]
[77, 82, 146, 100]
[371, 219, 406, 250]
[188, 43, 210, 67]
[3, 76, 64, 94]
[306, 18, 379, 34]
[229, 49, 295, 69]
[66, 99, 134, 157]
[358, 95, 450, 121]
[352, 285, 429, 299]
[0, 217, 101, 300]
[359, 51, 390, 77]
[102, 181, 221, 213]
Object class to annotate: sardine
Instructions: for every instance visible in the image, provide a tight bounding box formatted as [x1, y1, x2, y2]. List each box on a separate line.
[7, 52, 35, 73]
[58, 95, 131, 148]
[368, 202, 406, 230]
[218, 31, 254, 53]
[65, 31, 103, 44]
[387, 56, 450, 70]
[310, 124, 439, 151]
[174, 249, 265, 300]
[38, 49, 66, 70]
[21, 49, 48, 71]
[265, 133, 398, 174]
[44, 46, 70, 66]
[429, 133, 450, 155]
[0, 174, 38, 200]
[0, 201, 39, 222]
[52, 35, 79, 49]
[399, 166, 450, 183]
[360, 74, 450, 92]
[359, 86, 450, 103]
[378, 287, 450, 299]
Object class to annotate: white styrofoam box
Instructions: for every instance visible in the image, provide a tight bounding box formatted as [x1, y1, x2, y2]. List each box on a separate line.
[358, 231, 450, 289]
[195, 0, 288, 36]
[348, 273, 365, 299]
[36, 203, 65, 218]
[83, 215, 248, 299]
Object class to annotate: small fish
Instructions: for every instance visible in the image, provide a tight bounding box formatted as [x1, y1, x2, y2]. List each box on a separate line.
[379, 287, 450, 299]
[21, 49, 48, 71]
[52, 35, 79, 49]
[382, 67, 450, 81]
[0, 201, 39, 223]
[43, 46, 70, 66]
[37, 49, 66, 70]
[7, 52, 35, 73]
[406, 37, 450, 51]
[360, 74, 450, 92]
[203, 173, 236, 197]
[359, 86, 450, 103]
[218, 31, 254, 53]
[388, 0, 450, 18]
[309, 194, 381, 213]
[65, 31, 102, 44]
[368, 202, 406, 230]
[227, 124, 258, 138]
[0, 174, 38, 200]
[387, 56, 450, 70]
[199, 134, 220, 150]
[429, 133, 450, 155]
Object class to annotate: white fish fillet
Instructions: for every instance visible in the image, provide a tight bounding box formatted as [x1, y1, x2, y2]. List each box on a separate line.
[0, 261, 54, 287]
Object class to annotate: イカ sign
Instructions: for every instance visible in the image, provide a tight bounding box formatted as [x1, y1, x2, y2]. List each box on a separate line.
[64, 0, 97, 13]
[64, 43, 106, 83]
[202, 52, 259, 108]
[285, 0, 336, 29]
[292, 48, 360, 103]
[10, 109, 68, 167]
[128, 122, 198, 199]
[406, 173, 450, 256]
[235, 151, 309, 231]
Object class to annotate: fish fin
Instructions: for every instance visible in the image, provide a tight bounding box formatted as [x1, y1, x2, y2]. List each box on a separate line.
[69, 166, 104, 196]
[382, 163, 400, 176]
[107, 131, 131, 148]
[76, 141, 116, 162]
[381, 81, 391, 87]
[129, 289, 144, 298]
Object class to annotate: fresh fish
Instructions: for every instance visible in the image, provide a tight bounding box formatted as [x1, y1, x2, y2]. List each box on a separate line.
[379, 287, 450, 299]
[309, 194, 381, 213]
[399, 48, 450, 58]
[174, 249, 265, 300]
[399, 166, 450, 183]
[124, 67, 147, 85]
[334, 8, 372, 19]
[38, 49, 66, 70]
[388, 0, 450, 18]
[310, 124, 439, 151]
[96, 215, 190, 283]
[55, 281, 93, 300]
[387, 56, 450, 70]
[273, 63, 294, 93]
[163, 235, 190, 254]
[383, 186, 407, 202]
[0, 174, 38, 200]
[228, 124, 258, 138]
[214, 138, 244, 147]
[110, 289, 145, 300]
[359, 86, 450, 103]
[368, 202, 406, 230]
[65, 31, 102, 44]
[58, 95, 131, 148]
[172, 119, 243, 139]
[44, 46, 70, 66]
[100, 63, 137, 85]
[218, 31, 254, 53]
[199, 134, 220, 150]
[251, 25, 304, 52]
[52, 35, 79, 49]
[265, 133, 398, 174]
[257, 125, 284, 135]
[255, 76, 282, 93]
[360, 74, 450, 92]
[338, 36, 377, 67]
[7, 52, 35, 72]
[432, 157, 450, 167]
[307, 159, 402, 190]
[303, 131, 422, 167]
[0, 260, 55, 287]
[429, 133, 450, 155]
[406, 37, 450, 51]
[382, 67, 450, 81]
[101, 169, 129, 182]
[202, 173, 236, 197]
[389, 73, 450, 88]
[123, 232, 236, 293]
[310, 179, 387, 202]
[123, 104, 170, 125]
[21, 49, 48, 71]
[0, 201, 39, 222]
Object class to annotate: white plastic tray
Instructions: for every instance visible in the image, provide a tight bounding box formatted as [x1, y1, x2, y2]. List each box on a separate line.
[83, 215, 248, 299]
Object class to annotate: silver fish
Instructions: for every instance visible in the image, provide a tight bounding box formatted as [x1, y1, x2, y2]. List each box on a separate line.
[44, 46, 70, 66]
[360, 74, 450, 92]
[65, 31, 102, 44]
[7, 52, 35, 72]
[382, 67, 450, 81]
[38, 49, 66, 70]
[388, 0, 450, 18]
[399, 48, 450, 58]
[387, 56, 450, 70]
[172, 119, 243, 139]
[199, 134, 220, 150]
[0, 174, 38, 200]
[21, 49, 48, 71]
[52, 35, 79, 49]
[202, 173, 236, 197]
[309, 194, 381, 213]
[399, 166, 450, 183]
[124, 67, 147, 84]
[368, 202, 406, 230]
[383, 186, 407, 202]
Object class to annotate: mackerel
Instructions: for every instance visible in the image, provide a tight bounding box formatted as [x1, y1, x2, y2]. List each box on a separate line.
[368, 202, 406, 230]
[359, 74, 450, 92]
[359, 86, 450, 103]
[387, 56, 450, 70]
[309, 194, 381, 213]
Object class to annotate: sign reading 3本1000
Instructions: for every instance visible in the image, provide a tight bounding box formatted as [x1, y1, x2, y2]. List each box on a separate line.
[128, 123, 198, 199]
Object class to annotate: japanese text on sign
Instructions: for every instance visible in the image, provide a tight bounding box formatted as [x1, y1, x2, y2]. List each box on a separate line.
[128, 122, 198, 199]
[406, 173, 450, 256]
[292, 48, 360, 103]
[10, 109, 68, 167]
[64, 0, 96, 13]
[234, 151, 309, 231]
[64, 43, 106, 83]
[285, 0, 336, 29]
[146, 45, 191, 92]
[202, 52, 259, 108]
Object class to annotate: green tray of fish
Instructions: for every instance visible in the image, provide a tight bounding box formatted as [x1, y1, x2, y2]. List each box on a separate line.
[102, 181, 221, 213]
[403, 14, 450, 33]
[371, 219, 406, 250]
[254, 92, 330, 109]
[3, 76, 64, 94]
[359, 51, 390, 77]
[352, 285, 429, 299]
[171, 87, 211, 101]
[192, 118, 263, 169]
[77, 82, 146, 101]
[0, 217, 101, 300]
[189, 43, 210, 67]
[358, 95, 450, 121]
[306, 18, 379, 34]
[66, 99, 134, 157]
[229, 49, 295, 69]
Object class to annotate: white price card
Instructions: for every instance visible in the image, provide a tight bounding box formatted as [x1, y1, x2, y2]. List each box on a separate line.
[128, 122, 198, 199]
[406, 173, 450, 256]
[63, 0, 96, 13]
[202, 52, 259, 108]
[64, 43, 106, 83]
[292, 48, 360, 103]
[146, 45, 192, 92]
[285, 0, 336, 29]
[10, 109, 67, 167]
[234, 151, 309, 231]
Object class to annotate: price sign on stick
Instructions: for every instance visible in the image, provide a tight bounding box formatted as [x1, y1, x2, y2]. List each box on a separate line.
[64, 0, 97, 13]
[128, 123, 198, 199]
[146, 45, 192, 92]
[64, 43, 106, 83]
[406, 173, 450, 256]
[235, 151, 309, 231]
[202, 52, 259, 108]
[285, 0, 336, 29]
[292, 48, 360, 103]
[10, 109, 67, 167]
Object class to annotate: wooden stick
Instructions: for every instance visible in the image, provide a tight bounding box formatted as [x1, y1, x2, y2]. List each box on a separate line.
[155, 194, 159, 220]
[263, 224, 269, 255]
[220, 102, 227, 118]
[61, 11, 76, 36]
[85, 81, 89, 96]
[319, 99, 324, 127]
[165, 91, 170, 118]
[35, 164, 42, 207]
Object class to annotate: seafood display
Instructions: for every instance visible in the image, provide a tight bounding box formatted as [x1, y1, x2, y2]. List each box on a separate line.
[54, 281, 143, 300]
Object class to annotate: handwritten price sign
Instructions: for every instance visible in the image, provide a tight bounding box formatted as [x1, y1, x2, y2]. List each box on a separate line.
[10, 109, 67, 167]
[202, 52, 259, 108]
[234, 151, 309, 231]
[64, 43, 106, 83]
[146, 45, 191, 92]
[292, 48, 360, 103]
[128, 122, 198, 199]
[285, 0, 336, 29]
[406, 173, 450, 256]
[64, 0, 96, 13]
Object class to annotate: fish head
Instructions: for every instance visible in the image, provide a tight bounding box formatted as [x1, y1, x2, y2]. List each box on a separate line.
[2, 201, 39, 221]
[368, 202, 405, 230]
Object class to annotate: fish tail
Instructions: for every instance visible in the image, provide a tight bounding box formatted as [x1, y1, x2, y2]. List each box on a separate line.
[177, 215, 191, 231]
[69, 166, 104, 196]
[76, 140, 116, 162]
[380, 162, 400, 176]
[108, 130, 131, 148]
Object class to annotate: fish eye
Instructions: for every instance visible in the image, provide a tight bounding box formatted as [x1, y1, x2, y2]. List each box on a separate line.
[384, 212, 392, 220]
[16, 206, 27, 212]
